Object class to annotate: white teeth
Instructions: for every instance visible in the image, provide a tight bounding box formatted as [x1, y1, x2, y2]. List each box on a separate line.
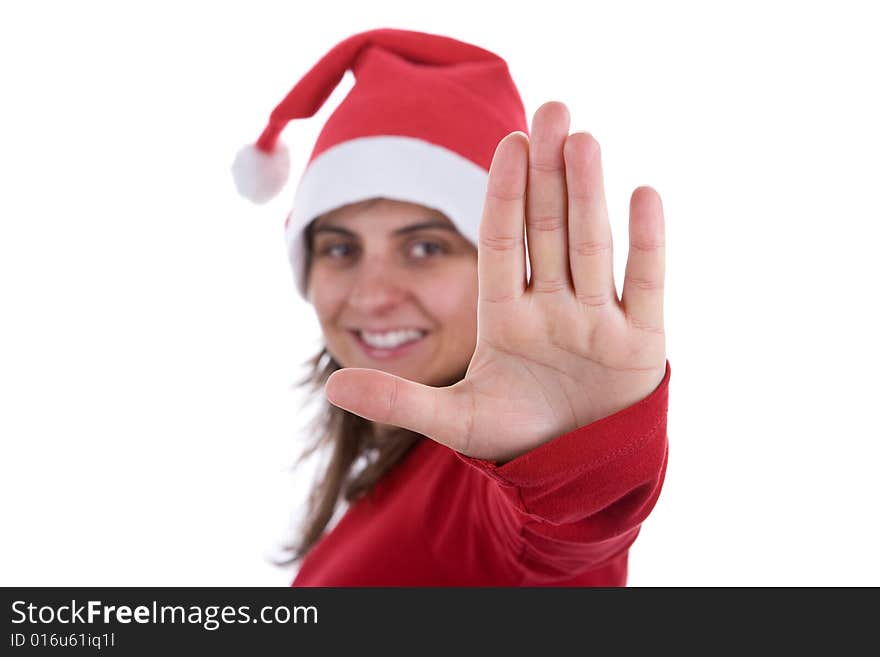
[358, 329, 425, 349]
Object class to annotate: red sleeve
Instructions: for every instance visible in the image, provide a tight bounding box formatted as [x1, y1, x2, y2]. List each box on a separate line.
[454, 360, 671, 583]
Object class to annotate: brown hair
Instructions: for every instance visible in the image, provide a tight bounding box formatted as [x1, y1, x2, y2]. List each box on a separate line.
[276, 345, 423, 564]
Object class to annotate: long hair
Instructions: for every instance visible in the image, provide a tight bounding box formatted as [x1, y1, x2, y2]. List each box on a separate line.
[276, 345, 423, 565]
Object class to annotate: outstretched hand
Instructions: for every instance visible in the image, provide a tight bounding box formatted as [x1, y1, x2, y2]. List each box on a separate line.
[325, 102, 667, 463]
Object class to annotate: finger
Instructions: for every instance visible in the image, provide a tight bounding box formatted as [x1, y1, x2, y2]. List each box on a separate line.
[478, 131, 529, 305]
[563, 132, 616, 309]
[325, 368, 470, 453]
[525, 101, 572, 294]
[621, 186, 666, 335]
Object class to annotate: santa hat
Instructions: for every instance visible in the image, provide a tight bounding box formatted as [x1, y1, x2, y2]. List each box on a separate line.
[232, 28, 529, 299]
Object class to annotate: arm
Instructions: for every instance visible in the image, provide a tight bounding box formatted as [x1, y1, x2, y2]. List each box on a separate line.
[456, 361, 669, 582]
[322, 102, 670, 581]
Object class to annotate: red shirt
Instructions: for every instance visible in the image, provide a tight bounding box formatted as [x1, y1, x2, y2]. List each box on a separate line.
[292, 361, 670, 586]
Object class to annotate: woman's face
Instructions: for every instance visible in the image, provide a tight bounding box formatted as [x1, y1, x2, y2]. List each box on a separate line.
[306, 198, 479, 387]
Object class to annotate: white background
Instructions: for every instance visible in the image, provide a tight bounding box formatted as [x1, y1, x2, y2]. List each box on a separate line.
[2, 0, 878, 586]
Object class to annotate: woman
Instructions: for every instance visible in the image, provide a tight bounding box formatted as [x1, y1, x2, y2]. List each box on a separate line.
[233, 28, 670, 586]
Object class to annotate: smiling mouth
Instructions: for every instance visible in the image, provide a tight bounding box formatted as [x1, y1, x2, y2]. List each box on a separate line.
[348, 329, 429, 358]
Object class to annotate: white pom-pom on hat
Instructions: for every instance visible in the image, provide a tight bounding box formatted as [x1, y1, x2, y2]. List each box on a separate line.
[231, 142, 290, 204]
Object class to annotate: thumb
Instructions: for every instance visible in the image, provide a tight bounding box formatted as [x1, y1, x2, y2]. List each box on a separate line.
[325, 368, 470, 453]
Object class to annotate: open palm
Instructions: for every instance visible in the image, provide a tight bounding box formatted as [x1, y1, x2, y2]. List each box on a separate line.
[325, 102, 667, 463]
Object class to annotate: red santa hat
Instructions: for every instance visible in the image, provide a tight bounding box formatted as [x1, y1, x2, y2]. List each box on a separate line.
[232, 27, 529, 298]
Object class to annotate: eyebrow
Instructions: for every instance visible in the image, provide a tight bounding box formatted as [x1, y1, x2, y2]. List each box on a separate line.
[311, 220, 458, 238]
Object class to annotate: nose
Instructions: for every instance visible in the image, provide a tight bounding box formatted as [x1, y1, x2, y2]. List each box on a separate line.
[347, 256, 408, 312]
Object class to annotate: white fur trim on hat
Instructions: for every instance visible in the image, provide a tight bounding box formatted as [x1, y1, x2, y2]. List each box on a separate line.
[285, 135, 489, 299]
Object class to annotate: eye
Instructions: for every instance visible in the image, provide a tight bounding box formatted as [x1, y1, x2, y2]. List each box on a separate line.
[317, 243, 356, 259]
[409, 240, 447, 258]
